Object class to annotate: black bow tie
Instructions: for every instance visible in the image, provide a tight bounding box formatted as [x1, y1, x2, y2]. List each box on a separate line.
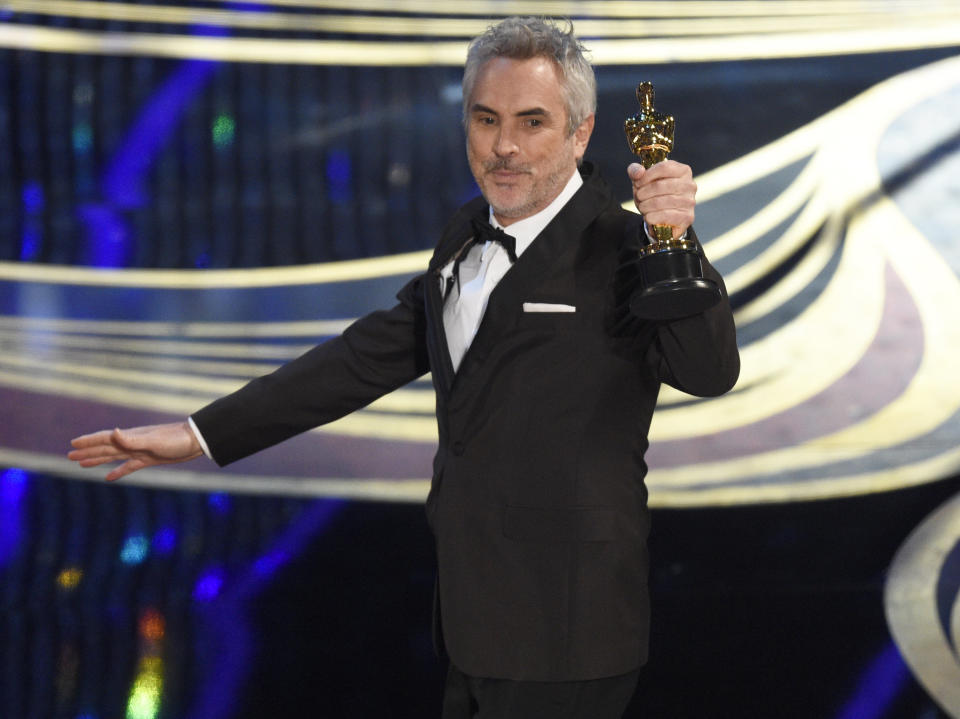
[470, 217, 518, 263]
[443, 217, 519, 302]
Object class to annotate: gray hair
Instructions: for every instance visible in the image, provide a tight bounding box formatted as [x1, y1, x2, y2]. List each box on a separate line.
[462, 17, 597, 137]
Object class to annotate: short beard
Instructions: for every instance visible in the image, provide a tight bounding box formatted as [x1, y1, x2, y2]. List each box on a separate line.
[483, 158, 573, 220]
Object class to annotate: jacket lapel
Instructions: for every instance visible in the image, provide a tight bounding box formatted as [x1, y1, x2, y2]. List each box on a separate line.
[457, 166, 612, 376]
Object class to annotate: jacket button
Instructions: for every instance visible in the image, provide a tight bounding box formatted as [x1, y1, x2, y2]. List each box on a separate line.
[452, 441, 465, 456]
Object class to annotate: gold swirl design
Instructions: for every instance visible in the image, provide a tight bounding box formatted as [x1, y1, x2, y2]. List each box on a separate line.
[1, 0, 958, 64]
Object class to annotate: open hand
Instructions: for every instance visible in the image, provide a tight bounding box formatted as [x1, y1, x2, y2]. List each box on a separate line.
[68, 422, 203, 482]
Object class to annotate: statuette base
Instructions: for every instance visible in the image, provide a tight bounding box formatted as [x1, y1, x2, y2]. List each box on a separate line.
[626, 247, 722, 320]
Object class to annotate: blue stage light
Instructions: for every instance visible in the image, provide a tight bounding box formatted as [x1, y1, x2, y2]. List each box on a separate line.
[193, 567, 226, 602]
[326, 150, 354, 204]
[20, 182, 44, 261]
[21, 182, 44, 213]
[834, 641, 910, 719]
[0, 468, 29, 567]
[120, 535, 151, 565]
[1, 467, 28, 484]
[207, 492, 231, 513]
[19, 228, 40, 261]
[152, 527, 177, 555]
[252, 549, 291, 579]
[72, 123, 94, 153]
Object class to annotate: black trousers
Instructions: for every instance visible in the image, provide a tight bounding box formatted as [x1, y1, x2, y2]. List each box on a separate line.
[441, 664, 640, 719]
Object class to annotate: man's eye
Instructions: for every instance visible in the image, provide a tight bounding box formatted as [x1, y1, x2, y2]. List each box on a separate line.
[526, 118, 542, 127]
[477, 116, 495, 125]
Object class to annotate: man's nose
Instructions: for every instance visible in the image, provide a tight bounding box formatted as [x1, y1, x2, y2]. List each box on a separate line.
[493, 127, 519, 156]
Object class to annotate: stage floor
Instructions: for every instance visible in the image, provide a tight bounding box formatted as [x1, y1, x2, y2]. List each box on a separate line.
[3, 470, 959, 718]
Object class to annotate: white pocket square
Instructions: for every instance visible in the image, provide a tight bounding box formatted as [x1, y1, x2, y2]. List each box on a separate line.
[522, 302, 576, 313]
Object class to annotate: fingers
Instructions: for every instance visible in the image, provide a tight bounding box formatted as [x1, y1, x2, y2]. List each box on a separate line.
[111, 426, 140, 452]
[627, 162, 645, 182]
[68, 429, 132, 465]
[628, 159, 689, 187]
[70, 428, 117, 449]
[105, 459, 147, 483]
[631, 161, 696, 203]
[629, 160, 697, 234]
[67, 426, 150, 475]
[72, 453, 131, 468]
[638, 198, 696, 235]
[67, 421, 203, 482]
[109, 425, 162, 452]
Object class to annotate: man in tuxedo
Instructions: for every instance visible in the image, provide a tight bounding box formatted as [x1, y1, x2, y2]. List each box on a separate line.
[70, 16, 739, 718]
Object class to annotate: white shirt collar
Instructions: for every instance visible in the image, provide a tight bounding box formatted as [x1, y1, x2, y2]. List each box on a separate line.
[488, 168, 583, 258]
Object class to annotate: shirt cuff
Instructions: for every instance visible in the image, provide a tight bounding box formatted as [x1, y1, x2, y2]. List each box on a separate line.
[187, 416, 213, 460]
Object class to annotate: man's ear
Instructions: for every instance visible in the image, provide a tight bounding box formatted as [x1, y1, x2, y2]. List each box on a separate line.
[573, 113, 595, 161]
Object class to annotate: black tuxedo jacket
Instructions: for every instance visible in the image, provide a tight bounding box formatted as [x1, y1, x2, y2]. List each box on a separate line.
[192, 163, 740, 682]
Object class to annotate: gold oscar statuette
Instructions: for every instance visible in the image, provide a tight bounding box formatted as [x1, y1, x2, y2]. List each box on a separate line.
[624, 81, 721, 320]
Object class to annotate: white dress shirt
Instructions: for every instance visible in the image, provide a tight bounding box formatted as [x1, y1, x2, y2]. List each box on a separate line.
[440, 169, 583, 371]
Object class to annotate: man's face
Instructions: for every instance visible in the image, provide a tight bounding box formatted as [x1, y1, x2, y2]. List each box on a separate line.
[466, 56, 594, 226]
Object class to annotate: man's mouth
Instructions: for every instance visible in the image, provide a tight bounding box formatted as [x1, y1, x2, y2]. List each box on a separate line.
[484, 159, 530, 177]
[488, 167, 529, 181]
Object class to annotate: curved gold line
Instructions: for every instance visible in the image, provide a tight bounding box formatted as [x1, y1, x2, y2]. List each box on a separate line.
[0, 353, 249, 395]
[885, 489, 960, 715]
[13, 1, 954, 38]
[658, 212, 845, 411]
[0, 366, 440, 440]
[0, 325, 433, 386]
[704, 155, 818, 261]
[837, 199, 960, 443]
[731, 212, 843, 327]
[0, 25, 469, 65]
[13, 347, 284, 379]
[652, 190, 960, 479]
[953, 601, 960, 672]
[586, 28, 960, 64]
[6, 346, 426, 391]
[11, 56, 957, 451]
[11, 274, 883, 443]
[0, 327, 313, 360]
[3, 440, 957, 508]
[6, 0, 487, 35]
[642, 154, 832, 310]
[695, 127, 822, 204]
[652, 53, 960, 443]
[0, 447, 434, 503]
[650, 444, 960, 507]
[0, 249, 430, 287]
[720, 183, 828, 294]
[3, 23, 960, 66]
[0, 315, 353, 337]
[3, 43, 959, 502]
[651, 212, 885, 438]
[0, 351, 437, 413]
[215, 0, 957, 19]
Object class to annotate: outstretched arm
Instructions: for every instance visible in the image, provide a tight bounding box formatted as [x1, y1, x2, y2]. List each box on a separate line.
[69, 273, 430, 477]
[68, 422, 203, 482]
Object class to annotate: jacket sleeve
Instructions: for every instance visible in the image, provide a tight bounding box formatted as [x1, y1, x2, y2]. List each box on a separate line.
[644, 230, 740, 397]
[190, 273, 430, 466]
